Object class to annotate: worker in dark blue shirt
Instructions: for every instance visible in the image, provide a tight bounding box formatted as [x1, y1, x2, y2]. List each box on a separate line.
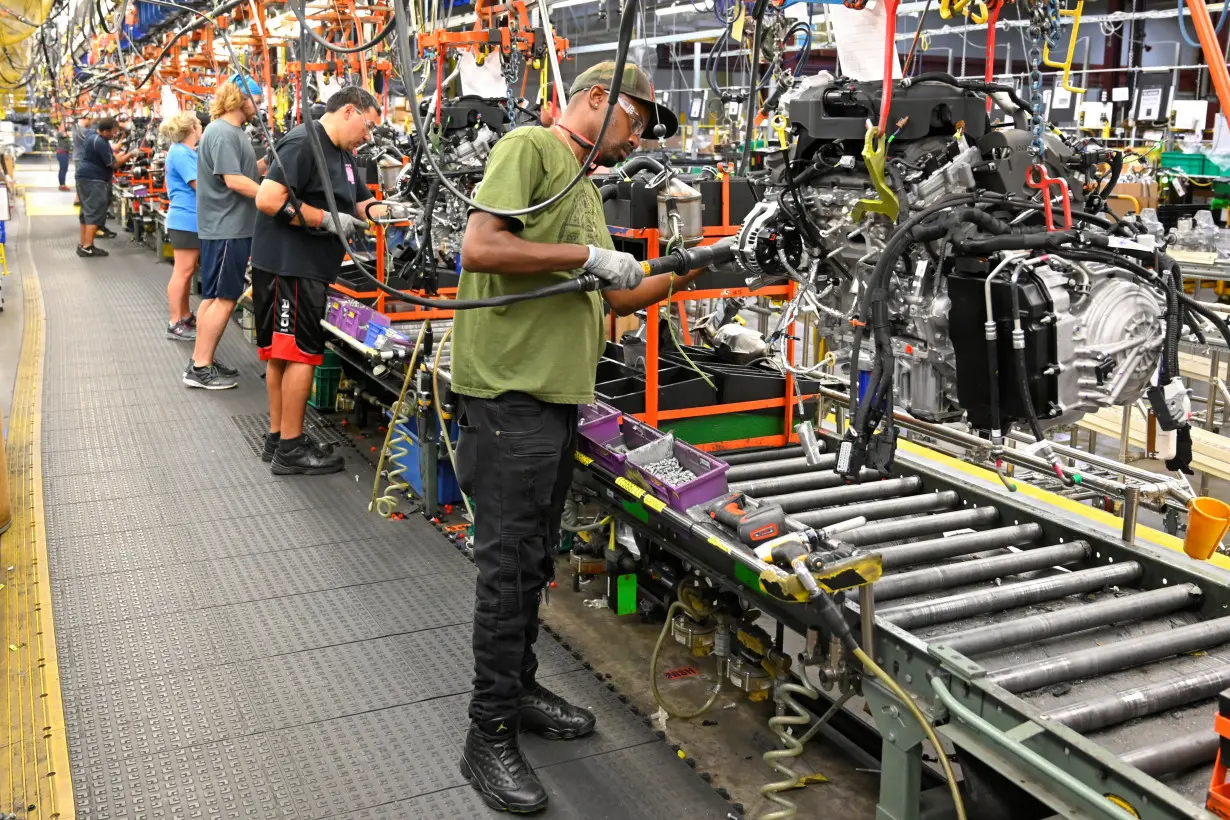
[75, 117, 133, 258]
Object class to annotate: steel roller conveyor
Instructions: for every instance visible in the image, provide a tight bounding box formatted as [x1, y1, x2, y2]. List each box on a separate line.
[696, 441, 1230, 818]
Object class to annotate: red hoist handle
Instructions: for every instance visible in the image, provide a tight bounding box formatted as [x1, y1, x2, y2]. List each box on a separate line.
[1026, 164, 1073, 231]
[984, 2, 1004, 113]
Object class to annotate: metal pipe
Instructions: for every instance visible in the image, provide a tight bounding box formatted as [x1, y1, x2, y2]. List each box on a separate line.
[873, 542, 1091, 602]
[813, 385, 1186, 508]
[759, 477, 923, 513]
[1044, 664, 1230, 734]
[732, 465, 874, 496]
[876, 524, 1043, 570]
[1120, 733, 1219, 778]
[991, 615, 1230, 694]
[859, 585, 875, 658]
[936, 583, 1201, 657]
[1121, 487, 1139, 545]
[727, 455, 836, 483]
[931, 676, 1149, 820]
[842, 507, 1000, 548]
[721, 446, 804, 466]
[793, 491, 959, 529]
[879, 563, 1143, 630]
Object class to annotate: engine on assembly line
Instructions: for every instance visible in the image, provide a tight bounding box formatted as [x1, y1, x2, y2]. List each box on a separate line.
[727, 73, 1168, 438]
[360, 96, 514, 291]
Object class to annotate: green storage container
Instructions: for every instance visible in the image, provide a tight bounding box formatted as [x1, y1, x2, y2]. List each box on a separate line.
[309, 366, 342, 410]
[1160, 151, 1211, 176]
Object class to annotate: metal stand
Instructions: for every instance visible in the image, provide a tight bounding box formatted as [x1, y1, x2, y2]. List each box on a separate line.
[866, 681, 957, 820]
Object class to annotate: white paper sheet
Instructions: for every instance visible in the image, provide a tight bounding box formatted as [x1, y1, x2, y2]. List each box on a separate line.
[828, 1, 901, 82]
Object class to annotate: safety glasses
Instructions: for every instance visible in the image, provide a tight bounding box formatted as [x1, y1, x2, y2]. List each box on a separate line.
[611, 92, 645, 136]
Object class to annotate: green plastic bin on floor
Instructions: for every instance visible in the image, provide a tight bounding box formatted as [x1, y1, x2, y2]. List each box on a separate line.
[309, 367, 342, 410]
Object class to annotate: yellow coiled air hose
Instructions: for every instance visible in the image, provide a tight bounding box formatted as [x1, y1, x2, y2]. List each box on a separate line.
[432, 326, 474, 522]
[369, 322, 428, 517]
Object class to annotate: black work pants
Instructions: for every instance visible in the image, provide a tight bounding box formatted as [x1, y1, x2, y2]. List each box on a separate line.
[455, 392, 577, 722]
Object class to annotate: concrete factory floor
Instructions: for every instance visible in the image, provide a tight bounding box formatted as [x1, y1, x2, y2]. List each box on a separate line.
[540, 566, 882, 818]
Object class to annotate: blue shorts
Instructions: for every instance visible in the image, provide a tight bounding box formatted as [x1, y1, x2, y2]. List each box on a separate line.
[199, 237, 251, 301]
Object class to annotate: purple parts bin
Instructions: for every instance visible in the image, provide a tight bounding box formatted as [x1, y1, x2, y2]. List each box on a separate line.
[584, 414, 663, 478]
[626, 436, 729, 512]
[578, 401, 621, 453]
[325, 295, 346, 326]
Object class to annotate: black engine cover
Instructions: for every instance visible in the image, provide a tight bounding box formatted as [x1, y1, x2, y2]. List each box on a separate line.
[973, 129, 1086, 209]
[947, 267, 1058, 431]
[789, 80, 990, 146]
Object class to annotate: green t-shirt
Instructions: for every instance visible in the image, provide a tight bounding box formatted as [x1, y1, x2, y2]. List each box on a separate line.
[451, 126, 611, 405]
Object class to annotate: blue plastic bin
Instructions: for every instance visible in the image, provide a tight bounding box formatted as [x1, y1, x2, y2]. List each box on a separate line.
[384, 414, 463, 505]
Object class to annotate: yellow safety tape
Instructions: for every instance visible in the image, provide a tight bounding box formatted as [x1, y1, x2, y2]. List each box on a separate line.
[2, 206, 75, 817]
[642, 495, 667, 513]
[615, 476, 645, 500]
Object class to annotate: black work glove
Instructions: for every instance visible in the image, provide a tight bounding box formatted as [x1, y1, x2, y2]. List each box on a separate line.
[1165, 424, 1195, 475]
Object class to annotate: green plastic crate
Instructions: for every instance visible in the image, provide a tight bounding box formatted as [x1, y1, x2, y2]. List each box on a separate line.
[1160, 151, 1212, 176]
[308, 366, 342, 410]
[321, 348, 341, 368]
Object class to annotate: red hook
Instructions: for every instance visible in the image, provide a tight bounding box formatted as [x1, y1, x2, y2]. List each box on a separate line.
[1025, 164, 1073, 231]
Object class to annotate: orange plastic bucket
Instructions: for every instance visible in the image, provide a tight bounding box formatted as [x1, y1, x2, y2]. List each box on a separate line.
[1184, 497, 1230, 560]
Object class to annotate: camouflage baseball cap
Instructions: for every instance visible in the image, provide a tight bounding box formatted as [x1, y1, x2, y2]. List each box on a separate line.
[569, 61, 678, 139]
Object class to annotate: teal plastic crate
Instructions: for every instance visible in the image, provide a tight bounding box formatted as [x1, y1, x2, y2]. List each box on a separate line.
[1160, 151, 1212, 176]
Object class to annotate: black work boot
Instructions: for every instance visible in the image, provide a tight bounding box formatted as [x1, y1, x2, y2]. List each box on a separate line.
[272, 436, 344, 475]
[262, 432, 280, 463]
[520, 683, 596, 740]
[460, 718, 548, 813]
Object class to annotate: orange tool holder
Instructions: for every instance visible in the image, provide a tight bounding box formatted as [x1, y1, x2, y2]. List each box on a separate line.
[416, 0, 568, 60]
[607, 165, 810, 452]
[1207, 690, 1230, 818]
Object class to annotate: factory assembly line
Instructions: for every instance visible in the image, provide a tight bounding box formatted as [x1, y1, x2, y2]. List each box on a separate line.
[5, 0, 1230, 818]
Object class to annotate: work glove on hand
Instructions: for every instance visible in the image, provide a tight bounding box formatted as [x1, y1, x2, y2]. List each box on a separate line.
[584, 245, 644, 291]
[318, 211, 368, 237]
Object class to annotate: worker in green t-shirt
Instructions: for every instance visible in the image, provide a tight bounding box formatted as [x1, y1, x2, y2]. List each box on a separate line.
[453, 61, 706, 813]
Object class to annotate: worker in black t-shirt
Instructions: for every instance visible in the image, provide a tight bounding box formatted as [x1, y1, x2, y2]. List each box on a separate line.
[252, 87, 394, 475]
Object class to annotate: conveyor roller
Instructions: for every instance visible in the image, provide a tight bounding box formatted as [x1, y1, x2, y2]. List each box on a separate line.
[728, 456, 841, 483]
[1120, 733, 1220, 778]
[989, 615, 1230, 693]
[839, 507, 1000, 547]
[875, 524, 1044, 569]
[872, 542, 1091, 602]
[759, 477, 923, 514]
[1043, 665, 1230, 732]
[878, 563, 1143, 629]
[935, 583, 1201, 656]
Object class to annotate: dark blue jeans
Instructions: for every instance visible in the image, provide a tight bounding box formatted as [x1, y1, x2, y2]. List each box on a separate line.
[56, 152, 69, 186]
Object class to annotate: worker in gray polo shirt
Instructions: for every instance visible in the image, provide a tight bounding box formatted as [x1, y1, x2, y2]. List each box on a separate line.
[184, 76, 267, 390]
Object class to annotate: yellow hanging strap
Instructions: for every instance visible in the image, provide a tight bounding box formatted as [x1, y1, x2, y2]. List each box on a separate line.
[939, 0, 972, 19]
[850, 125, 900, 223]
[1042, 0, 1086, 93]
[539, 60, 549, 107]
[771, 113, 789, 149]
